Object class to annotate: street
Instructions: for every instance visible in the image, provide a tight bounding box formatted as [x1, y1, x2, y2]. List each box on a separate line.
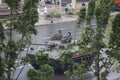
[12, 21, 94, 80]
[11, 21, 120, 80]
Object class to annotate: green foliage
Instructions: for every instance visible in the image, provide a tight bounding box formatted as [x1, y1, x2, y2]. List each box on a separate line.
[4, 0, 19, 10]
[5, 40, 18, 59]
[60, 51, 73, 65]
[23, 0, 39, 11]
[86, 0, 96, 24]
[64, 63, 87, 79]
[115, 64, 120, 71]
[25, 8, 38, 25]
[54, 12, 61, 18]
[0, 21, 5, 42]
[41, 64, 54, 77]
[108, 13, 120, 62]
[108, 15, 115, 24]
[0, 57, 5, 79]
[14, 13, 37, 36]
[109, 13, 120, 50]
[92, 0, 113, 80]
[27, 69, 41, 80]
[27, 64, 54, 80]
[46, 13, 51, 17]
[35, 50, 49, 66]
[21, 56, 30, 65]
[76, 8, 86, 27]
[68, 10, 74, 15]
[72, 63, 87, 79]
[0, 0, 39, 80]
[77, 27, 94, 53]
[95, 0, 112, 29]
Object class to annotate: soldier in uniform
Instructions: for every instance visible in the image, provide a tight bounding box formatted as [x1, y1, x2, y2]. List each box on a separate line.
[51, 30, 63, 40]
[61, 32, 72, 43]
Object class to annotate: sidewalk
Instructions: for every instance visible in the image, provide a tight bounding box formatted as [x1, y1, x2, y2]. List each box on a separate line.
[35, 2, 89, 26]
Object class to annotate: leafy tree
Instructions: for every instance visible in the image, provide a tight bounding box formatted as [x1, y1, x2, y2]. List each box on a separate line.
[27, 68, 41, 80]
[86, 0, 96, 25]
[0, 0, 39, 80]
[60, 51, 87, 80]
[35, 50, 49, 66]
[27, 64, 54, 80]
[64, 63, 87, 80]
[0, 21, 5, 79]
[27, 51, 54, 80]
[76, 0, 115, 80]
[60, 51, 73, 72]
[77, 27, 94, 54]
[40, 64, 54, 79]
[76, 7, 86, 29]
[109, 13, 120, 60]
[108, 13, 120, 71]
[91, 0, 114, 80]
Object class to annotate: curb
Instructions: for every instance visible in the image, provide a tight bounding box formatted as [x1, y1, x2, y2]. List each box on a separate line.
[35, 16, 78, 26]
[35, 19, 77, 26]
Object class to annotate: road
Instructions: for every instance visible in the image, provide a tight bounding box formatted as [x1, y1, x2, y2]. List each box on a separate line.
[11, 21, 120, 80]
[12, 21, 95, 80]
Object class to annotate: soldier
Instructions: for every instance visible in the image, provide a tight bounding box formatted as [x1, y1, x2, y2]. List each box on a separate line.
[51, 30, 63, 40]
[61, 32, 72, 43]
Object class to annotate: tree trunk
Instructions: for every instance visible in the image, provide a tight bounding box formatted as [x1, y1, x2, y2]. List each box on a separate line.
[7, 68, 11, 80]
[96, 53, 100, 80]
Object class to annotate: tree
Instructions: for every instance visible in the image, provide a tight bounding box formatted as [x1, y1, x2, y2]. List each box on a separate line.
[86, 0, 96, 25]
[27, 50, 54, 80]
[77, 27, 94, 54]
[76, 7, 86, 28]
[91, 0, 114, 80]
[109, 13, 120, 61]
[0, 0, 39, 80]
[60, 51, 73, 72]
[64, 63, 87, 80]
[35, 50, 49, 66]
[108, 13, 120, 71]
[60, 51, 87, 80]
[27, 64, 54, 80]
[76, 0, 115, 80]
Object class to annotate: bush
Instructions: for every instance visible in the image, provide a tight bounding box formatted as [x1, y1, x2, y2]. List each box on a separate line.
[108, 15, 115, 24]
[46, 13, 51, 17]
[54, 12, 61, 18]
[68, 11, 74, 15]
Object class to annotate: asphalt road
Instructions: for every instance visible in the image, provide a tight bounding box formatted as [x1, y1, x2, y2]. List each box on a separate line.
[11, 21, 120, 80]
[12, 21, 96, 80]
[11, 21, 82, 43]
